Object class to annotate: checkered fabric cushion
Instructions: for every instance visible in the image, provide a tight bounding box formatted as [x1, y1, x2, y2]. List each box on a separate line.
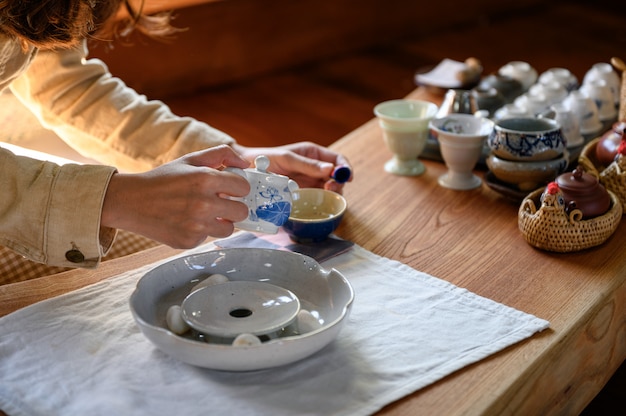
[0, 230, 160, 285]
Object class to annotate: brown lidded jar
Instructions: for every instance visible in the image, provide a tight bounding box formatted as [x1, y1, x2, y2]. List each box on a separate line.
[555, 165, 611, 218]
[595, 121, 626, 167]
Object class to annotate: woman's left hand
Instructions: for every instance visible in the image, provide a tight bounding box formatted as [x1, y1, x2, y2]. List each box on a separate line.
[232, 142, 352, 193]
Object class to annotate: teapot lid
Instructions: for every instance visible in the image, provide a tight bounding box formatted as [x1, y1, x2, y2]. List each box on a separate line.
[556, 165, 600, 194]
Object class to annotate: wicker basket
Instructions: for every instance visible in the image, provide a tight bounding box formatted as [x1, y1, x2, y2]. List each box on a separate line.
[578, 137, 603, 178]
[579, 137, 626, 210]
[518, 186, 622, 252]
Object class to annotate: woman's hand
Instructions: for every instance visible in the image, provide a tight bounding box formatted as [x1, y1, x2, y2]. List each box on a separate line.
[232, 142, 352, 193]
[101, 145, 251, 248]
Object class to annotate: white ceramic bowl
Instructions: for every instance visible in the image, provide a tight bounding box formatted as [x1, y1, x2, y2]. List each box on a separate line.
[130, 248, 354, 371]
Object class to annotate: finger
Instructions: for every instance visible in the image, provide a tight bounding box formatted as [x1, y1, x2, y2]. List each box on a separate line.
[286, 152, 336, 180]
[324, 179, 345, 194]
[214, 199, 249, 223]
[191, 169, 250, 198]
[287, 143, 353, 182]
[185, 145, 250, 169]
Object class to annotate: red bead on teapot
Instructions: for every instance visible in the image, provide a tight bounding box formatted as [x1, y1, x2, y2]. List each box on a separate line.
[555, 165, 611, 218]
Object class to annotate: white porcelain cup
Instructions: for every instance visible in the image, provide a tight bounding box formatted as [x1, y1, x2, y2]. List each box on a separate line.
[514, 91, 549, 116]
[539, 68, 579, 92]
[498, 61, 538, 90]
[563, 90, 603, 136]
[529, 80, 567, 105]
[546, 103, 584, 148]
[579, 78, 617, 122]
[493, 103, 530, 121]
[583, 62, 621, 108]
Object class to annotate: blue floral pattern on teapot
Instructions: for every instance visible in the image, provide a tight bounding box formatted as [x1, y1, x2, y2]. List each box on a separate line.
[226, 156, 298, 233]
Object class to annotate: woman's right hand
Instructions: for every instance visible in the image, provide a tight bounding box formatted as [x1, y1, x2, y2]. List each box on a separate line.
[101, 145, 251, 248]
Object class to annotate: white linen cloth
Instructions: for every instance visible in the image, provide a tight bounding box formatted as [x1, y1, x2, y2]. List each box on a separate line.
[0, 236, 549, 416]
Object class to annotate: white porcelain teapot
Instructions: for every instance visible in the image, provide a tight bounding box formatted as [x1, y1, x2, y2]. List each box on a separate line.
[226, 155, 299, 233]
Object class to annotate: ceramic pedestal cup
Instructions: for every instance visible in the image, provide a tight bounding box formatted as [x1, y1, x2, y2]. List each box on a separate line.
[374, 99, 438, 176]
[429, 114, 495, 190]
[225, 155, 299, 233]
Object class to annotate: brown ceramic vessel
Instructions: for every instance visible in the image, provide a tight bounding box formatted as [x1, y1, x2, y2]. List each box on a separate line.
[555, 165, 611, 218]
[595, 121, 626, 167]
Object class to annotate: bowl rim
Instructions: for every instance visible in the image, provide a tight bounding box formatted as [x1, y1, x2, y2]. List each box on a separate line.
[373, 99, 438, 121]
[493, 117, 561, 134]
[429, 113, 495, 137]
[287, 188, 347, 223]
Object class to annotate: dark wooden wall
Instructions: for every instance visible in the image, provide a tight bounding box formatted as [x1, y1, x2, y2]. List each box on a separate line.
[90, 0, 545, 99]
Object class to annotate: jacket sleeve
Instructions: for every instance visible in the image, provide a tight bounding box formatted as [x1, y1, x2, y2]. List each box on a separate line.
[0, 147, 118, 268]
[9, 40, 236, 173]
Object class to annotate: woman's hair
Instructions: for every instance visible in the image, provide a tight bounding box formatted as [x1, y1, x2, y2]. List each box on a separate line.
[0, 0, 180, 50]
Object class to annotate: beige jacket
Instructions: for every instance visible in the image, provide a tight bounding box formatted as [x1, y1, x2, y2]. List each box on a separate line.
[0, 34, 235, 268]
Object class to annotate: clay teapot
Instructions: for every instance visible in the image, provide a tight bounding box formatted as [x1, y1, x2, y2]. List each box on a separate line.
[596, 121, 626, 166]
[555, 165, 611, 218]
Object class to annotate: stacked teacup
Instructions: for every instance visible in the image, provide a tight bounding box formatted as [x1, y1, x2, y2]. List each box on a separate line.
[486, 117, 569, 192]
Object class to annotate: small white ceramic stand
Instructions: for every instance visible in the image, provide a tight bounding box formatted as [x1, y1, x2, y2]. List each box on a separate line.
[374, 99, 438, 176]
[429, 114, 494, 190]
[181, 281, 300, 339]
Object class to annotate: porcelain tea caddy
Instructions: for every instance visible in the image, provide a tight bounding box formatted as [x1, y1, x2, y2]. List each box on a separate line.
[226, 155, 299, 233]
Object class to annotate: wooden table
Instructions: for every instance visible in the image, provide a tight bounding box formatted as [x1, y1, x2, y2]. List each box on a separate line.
[1, 88, 625, 415]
